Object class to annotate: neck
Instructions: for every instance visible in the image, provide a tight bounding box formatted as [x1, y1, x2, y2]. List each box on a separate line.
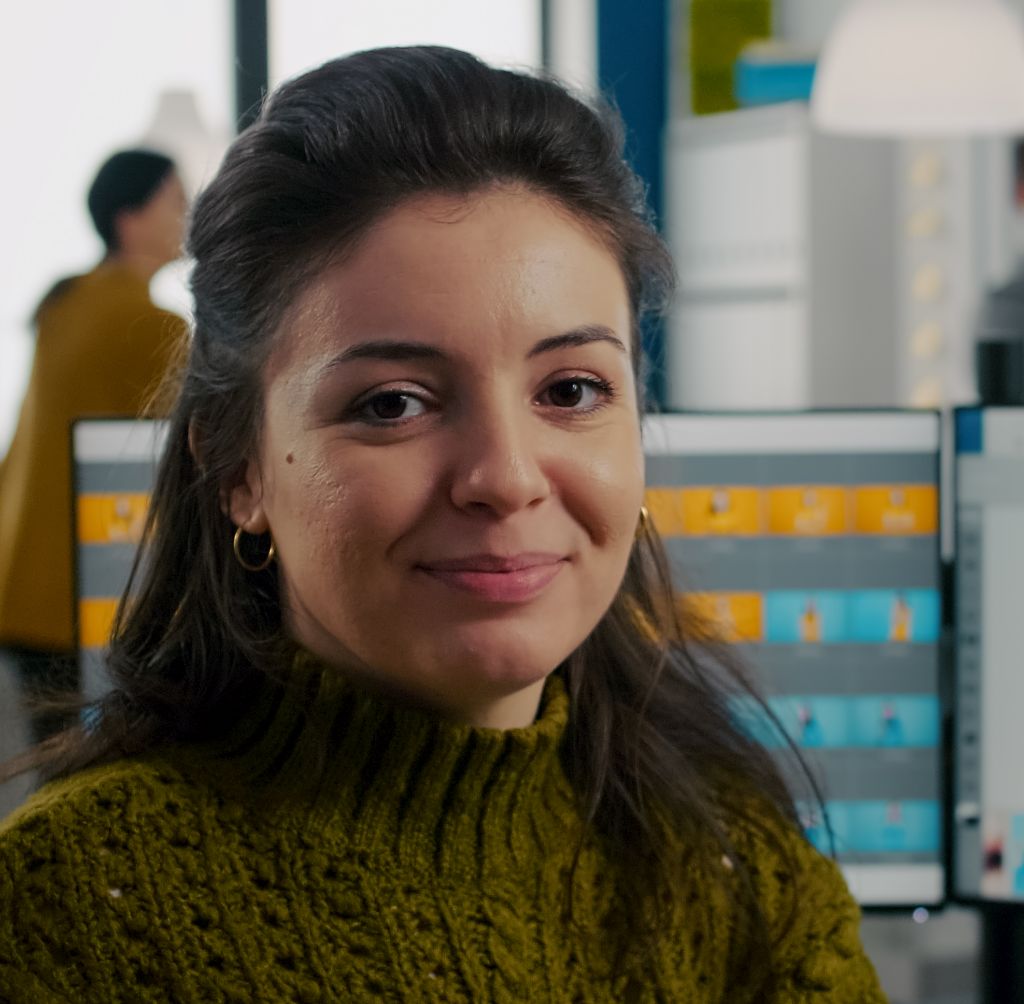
[288, 611, 551, 729]
[102, 249, 165, 284]
[461, 679, 547, 728]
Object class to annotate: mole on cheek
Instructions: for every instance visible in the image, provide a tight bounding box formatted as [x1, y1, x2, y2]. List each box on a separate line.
[286, 453, 294, 464]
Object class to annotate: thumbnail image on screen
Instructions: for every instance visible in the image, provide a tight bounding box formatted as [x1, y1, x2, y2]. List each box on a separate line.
[644, 412, 943, 907]
[954, 407, 1024, 904]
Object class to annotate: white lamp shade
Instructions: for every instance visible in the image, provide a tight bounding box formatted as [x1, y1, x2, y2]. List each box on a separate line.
[811, 0, 1024, 136]
[141, 89, 229, 195]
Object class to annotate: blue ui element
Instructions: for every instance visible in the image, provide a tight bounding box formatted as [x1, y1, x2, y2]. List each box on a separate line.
[955, 407, 983, 455]
[1012, 815, 1024, 896]
[730, 695, 786, 749]
[847, 590, 940, 644]
[800, 801, 852, 855]
[764, 591, 847, 644]
[847, 801, 940, 854]
[771, 695, 851, 749]
[849, 695, 939, 748]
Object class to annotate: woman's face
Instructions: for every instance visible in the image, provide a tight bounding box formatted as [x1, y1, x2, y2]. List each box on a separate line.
[230, 187, 645, 727]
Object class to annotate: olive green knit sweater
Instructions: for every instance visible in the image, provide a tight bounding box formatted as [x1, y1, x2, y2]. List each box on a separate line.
[0, 669, 886, 1003]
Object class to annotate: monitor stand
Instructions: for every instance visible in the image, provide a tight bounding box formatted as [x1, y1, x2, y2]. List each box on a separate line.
[980, 904, 1024, 1003]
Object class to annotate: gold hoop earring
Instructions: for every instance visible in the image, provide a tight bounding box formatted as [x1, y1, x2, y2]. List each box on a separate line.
[233, 526, 276, 572]
[635, 505, 650, 541]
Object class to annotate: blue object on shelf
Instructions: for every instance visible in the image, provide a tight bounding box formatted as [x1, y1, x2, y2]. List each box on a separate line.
[735, 42, 817, 106]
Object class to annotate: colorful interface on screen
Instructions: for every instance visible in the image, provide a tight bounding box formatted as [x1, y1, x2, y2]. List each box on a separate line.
[954, 408, 1024, 903]
[644, 412, 943, 906]
[74, 421, 165, 700]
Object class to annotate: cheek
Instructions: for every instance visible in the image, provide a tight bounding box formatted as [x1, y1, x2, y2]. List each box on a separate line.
[275, 467, 353, 575]
[268, 445, 431, 578]
[561, 433, 645, 545]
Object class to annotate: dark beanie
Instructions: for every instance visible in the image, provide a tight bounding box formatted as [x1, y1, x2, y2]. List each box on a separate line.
[87, 148, 175, 250]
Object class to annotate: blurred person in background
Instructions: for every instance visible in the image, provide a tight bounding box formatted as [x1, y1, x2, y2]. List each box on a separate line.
[0, 148, 186, 744]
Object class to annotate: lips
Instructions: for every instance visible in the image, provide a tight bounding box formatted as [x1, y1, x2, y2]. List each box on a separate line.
[417, 553, 567, 603]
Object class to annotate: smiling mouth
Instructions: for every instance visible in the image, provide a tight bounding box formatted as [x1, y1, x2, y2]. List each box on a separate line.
[417, 554, 567, 603]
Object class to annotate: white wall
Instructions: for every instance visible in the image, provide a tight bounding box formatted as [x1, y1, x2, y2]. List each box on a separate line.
[269, 0, 541, 86]
[774, 0, 854, 48]
[0, 1, 233, 456]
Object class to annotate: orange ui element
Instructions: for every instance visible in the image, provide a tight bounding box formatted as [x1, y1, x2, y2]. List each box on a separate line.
[684, 592, 764, 643]
[78, 598, 120, 649]
[854, 485, 938, 535]
[767, 486, 848, 536]
[77, 493, 150, 544]
[679, 486, 763, 536]
[643, 488, 687, 537]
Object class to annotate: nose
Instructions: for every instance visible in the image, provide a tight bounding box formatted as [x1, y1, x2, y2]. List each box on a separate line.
[449, 399, 551, 518]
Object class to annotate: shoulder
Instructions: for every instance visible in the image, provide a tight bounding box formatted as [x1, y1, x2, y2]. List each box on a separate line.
[0, 758, 225, 909]
[0, 756, 218, 998]
[3, 755, 194, 829]
[724, 797, 847, 926]
[0, 755, 216, 887]
[0, 758, 197, 860]
[61, 266, 183, 335]
[721, 797, 887, 1002]
[31, 275, 82, 325]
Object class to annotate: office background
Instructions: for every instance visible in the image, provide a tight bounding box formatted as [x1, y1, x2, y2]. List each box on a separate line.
[5, 2, 1024, 1001]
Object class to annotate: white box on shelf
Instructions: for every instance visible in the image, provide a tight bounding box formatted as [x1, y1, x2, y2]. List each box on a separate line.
[668, 293, 808, 409]
[664, 102, 898, 410]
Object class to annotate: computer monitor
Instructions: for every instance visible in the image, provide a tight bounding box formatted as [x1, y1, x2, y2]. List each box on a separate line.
[643, 411, 944, 908]
[72, 419, 167, 699]
[73, 414, 945, 906]
[953, 406, 1024, 905]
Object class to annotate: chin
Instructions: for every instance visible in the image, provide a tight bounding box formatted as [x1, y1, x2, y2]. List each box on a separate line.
[419, 636, 570, 700]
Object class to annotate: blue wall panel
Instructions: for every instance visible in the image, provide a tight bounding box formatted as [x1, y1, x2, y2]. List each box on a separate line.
[597, 0, 668, 405]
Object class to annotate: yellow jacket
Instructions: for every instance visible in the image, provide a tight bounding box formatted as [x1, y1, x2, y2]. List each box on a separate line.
[0, 263, 183, 652]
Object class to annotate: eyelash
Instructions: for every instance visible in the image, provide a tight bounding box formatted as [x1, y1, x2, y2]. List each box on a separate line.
[539, 375, 617, 413]
[349, 387, 431, 426]
[349, 375, 617, 427]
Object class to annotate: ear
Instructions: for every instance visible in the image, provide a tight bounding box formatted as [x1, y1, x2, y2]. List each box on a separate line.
[188, 419, 270, 534]
[226, 459, 270, 534]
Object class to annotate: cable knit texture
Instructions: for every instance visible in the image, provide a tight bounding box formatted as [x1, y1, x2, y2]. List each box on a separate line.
[0, 662, 887, 1002]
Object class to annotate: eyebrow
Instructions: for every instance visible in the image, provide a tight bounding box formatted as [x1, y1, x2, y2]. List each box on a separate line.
[320, 325, 627, 373]
[322, 340, 446, 369]
[526, 325, 628, 358]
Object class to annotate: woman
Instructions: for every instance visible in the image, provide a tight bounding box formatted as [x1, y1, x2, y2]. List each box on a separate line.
[0, 149, 186, 743]
[0, 48, 885, 1002]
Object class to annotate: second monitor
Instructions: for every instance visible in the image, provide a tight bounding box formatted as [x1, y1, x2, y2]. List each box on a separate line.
[643, 411, 943, 908]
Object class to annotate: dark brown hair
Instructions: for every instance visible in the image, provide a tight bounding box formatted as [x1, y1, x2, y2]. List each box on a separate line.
[6, 46, 813, 997]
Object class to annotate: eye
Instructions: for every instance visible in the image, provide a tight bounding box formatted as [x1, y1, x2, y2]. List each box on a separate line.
[358, 391, 427, 423]
[542, 377, 613, 410]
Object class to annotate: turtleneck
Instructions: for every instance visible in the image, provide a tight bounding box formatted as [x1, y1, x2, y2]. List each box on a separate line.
[195, 654, 580, 883]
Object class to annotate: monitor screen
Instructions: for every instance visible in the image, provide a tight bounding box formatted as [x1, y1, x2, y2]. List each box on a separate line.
[953, 406, 1024, 904]
[74, 415, 945, 906]
[72, 419, 167, 700]
[643, 411, 944, 908]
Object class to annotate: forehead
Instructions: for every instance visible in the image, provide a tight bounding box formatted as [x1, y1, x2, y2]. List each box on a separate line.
[268, 187, 632, 375]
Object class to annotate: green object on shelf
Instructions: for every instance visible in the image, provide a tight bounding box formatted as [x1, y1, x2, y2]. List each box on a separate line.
[690, 0, 773, 115]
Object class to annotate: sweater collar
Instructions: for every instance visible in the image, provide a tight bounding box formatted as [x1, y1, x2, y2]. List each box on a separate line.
[205, 652, 578, 879]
